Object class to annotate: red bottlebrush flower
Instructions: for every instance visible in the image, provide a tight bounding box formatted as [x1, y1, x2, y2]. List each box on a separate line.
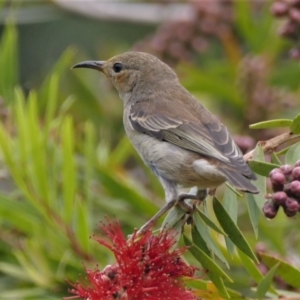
[66, 219, 198, 300]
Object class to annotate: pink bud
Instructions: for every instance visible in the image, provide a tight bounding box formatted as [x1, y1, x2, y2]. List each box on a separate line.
[290, 8, 300, 22]
[290, 180, 300, 196]
[271, 1, 289, 17]
[272, 191, 287, 205]
[263, 201, 278, 219]
[292, 167, 300, 180]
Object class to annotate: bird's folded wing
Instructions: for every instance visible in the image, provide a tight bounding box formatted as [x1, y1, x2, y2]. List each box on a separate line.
[129, 100, 255, 179]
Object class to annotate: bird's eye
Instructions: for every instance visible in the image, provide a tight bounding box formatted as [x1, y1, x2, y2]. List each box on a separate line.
[113, 62, 123, 73]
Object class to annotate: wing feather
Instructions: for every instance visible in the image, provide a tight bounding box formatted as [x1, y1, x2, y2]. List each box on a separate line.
[129, 99, 255, 179]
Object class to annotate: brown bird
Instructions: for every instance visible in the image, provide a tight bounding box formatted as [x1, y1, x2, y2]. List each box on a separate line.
[73, 52, 258, 232]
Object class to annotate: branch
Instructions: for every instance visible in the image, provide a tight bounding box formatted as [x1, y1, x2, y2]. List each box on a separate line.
[244, 131, 300, 161]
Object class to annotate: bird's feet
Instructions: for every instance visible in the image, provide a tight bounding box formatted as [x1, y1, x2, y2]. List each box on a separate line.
[135, 189, 207, 236]
[177, 189, 207, 224]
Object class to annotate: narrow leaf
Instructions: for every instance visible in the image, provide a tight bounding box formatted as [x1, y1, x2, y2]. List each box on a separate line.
[191, 226, 210, 255]
[75, 200, 90, 252]
[61, 117, 76, 223]
[161, 206, 185, 230]
[285, 142, 300, 165]
[213, 197, 258, 262]
[256, 263, 279, 299]
[248, 160, 280, 177]
[223, 187, 237, 257]
[238, 250, 263, 283]
[249, 144, 266, 211]
[183, 235, 232, 282]
[247, 194, 259, 238]
[194, 213, 229, 267]
[271, 152, 282, 165]
[290, 112, 300, 134]
[260, 252, 300, 289]
[250, 119, 292, 129]
[197, 209, 226, 235]
[184, 236, 231, 298]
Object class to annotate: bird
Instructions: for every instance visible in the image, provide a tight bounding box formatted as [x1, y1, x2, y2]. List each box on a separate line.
[73, 52, 258, 232]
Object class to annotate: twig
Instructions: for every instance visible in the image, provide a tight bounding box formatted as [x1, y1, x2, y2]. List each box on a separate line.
[244, 131, 300, 161]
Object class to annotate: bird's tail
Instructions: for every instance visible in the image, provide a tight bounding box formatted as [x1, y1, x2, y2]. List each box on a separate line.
[220, 168, 259, 194]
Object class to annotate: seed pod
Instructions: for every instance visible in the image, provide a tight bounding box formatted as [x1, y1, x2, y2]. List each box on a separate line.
[283, 197, 299, 217]
[290, 8, 300, 22]
[280, 164, 294, 181]
[294, 160, 300, 167]
[292, 166, 300, 180]
[272, 191, 288, 205]
[280, 164, 293, 175]
[263, 201, 279, 219]
[270, 171, 286, 191]
[290, 180, 300, 197]
[269, 168, 282, 177]
[271, 1, 289, 17]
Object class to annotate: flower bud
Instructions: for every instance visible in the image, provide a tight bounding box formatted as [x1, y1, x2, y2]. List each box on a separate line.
[290, 8, 300, 22]
[280, 164, 293, 176]
[272, 191, 287, 205]
[263, 201, 279, 219]
[280, 164, 294, 180]
[290, 180, 300, 197]
[269, 168, 282, 177]
[271, 1, 289, 17]
[270, 171, 285, 191]
[290, 47, 300, 59]
[294, 160, 300, 167]
[292, 167, 300, 180]
[283, 197, 299, 217]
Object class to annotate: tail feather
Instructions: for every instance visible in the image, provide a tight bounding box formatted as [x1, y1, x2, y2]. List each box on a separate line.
[220, 168, 259, 194]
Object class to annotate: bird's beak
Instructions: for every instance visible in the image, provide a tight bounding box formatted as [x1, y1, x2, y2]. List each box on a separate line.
[72, 60, 106, 73]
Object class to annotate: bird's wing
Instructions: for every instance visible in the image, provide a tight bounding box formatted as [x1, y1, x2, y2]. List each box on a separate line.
[129, 100, 255, 179]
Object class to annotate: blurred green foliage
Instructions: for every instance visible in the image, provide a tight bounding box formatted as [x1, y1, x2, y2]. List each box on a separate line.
[0, 1, 299, 299]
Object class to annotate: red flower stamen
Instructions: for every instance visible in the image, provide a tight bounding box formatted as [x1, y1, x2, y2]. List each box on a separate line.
[66, 219, 198, 300]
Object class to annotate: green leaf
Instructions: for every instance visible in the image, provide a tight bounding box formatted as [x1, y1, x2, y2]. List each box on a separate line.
[75, 200, 90, 253]
[83, 121, 97, 205]
[96, 166, 157, 216]
[161, 206, 185, 230]
[246, 194, 259, 238]
[197, 209, 226, 235]
[180, 65, 242, 109]
[191, 225, 210, 255]
[290, 112, 300, 134]
[109, 137, 134, 167]
[1, 287, 47, 299]
[260, 252, 300, 289]
[249, 144, 266, 211]
[44, 73, 59, 133]
[194, 213, 229, 268]
[225, 183, 242, 197]
[61, 117, 76, 223]
[285, 142, 300, 165]
[246, 137, 268, 237]
[256, 263, 279, 299]
[27, 92, 50, 205]
[238, 250, 263, 283]
[184, 235, 232, 282]
[213, 197, 258, 263]
[0, 24, 18, 101]
[248, 160, 280, 177]
[223, 187, 237, 257]
[271, 152, 282, 165]
[250, 119, 292, 129]
[184, 235, 231, 298]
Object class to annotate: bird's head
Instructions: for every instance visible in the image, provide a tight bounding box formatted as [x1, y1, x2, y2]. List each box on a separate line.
[72, 52, 178, 100]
